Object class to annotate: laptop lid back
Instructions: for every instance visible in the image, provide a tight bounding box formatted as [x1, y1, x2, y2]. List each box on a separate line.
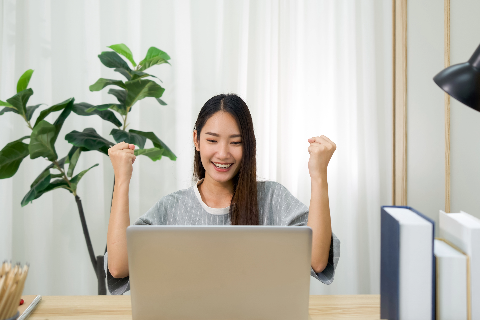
[127, 225, 312, 320]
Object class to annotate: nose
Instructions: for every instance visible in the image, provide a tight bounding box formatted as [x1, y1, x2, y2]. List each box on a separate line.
[217, 141, 230, 159]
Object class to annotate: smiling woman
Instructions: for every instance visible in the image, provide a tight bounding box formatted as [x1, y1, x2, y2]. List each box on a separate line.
[105, 93, 340, 295]
[193, 94, 258, 225]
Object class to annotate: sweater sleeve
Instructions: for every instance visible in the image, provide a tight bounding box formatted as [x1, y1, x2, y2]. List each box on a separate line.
[271, 181, 340, 285]
[105, 198, 166, 295]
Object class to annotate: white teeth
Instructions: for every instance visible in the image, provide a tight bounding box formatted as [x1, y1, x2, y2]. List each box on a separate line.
[213, 162, 232, 168]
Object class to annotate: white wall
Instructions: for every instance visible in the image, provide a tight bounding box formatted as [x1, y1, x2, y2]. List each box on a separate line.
[407, 0, 480, 226]
[407, 0, 445, 226]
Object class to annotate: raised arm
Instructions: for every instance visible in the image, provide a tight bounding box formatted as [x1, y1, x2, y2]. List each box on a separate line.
[307, 135, 336, 273]
[107, 142, 136, 278]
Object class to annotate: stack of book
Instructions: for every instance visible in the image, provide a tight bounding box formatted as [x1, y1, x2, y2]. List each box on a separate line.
[380, 206, 480, 320]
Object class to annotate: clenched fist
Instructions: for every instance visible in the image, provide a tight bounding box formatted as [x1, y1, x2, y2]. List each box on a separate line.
[108, 142, 136, 183]
[307, 135, 336, 180]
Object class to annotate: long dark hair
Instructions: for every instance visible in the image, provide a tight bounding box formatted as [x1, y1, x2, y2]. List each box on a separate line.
[193, 94, 259, 225]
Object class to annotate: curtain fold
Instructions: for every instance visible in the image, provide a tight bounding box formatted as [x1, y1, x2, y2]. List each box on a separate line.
[0, 0, 392, 295]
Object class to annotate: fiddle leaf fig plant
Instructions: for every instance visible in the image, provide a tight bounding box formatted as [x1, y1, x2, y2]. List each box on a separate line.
[1, 44, 177, 296]
[73, 43, 176, 162]
[0, 69, 111, 294]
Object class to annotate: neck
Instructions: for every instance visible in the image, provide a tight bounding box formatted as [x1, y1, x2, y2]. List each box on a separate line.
[200, 175, 235, 199]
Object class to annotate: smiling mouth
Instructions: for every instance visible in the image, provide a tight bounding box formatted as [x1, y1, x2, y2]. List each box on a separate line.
[212, 162, 233, 168]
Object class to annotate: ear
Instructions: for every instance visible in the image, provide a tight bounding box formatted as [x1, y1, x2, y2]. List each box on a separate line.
[193, 130, 200, 151]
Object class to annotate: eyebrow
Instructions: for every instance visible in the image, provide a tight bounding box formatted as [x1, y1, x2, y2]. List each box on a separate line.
[205, 132, 241, 138]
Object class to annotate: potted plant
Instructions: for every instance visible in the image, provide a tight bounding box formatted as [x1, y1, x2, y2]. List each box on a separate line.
[0, 44, 176, 295]
[0, 69, 107, 293]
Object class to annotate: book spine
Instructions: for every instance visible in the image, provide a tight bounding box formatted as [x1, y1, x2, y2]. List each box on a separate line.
[380, 207, 400, 320]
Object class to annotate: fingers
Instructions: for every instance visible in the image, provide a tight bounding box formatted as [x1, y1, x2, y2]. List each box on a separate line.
[308, 135, 327, 143]
[127, 154, 137, 164]
[308, 144, 326, 154]
[308, 135, 336, 151]
[308, 135, 336, 147]
[108, 142, 135, 155]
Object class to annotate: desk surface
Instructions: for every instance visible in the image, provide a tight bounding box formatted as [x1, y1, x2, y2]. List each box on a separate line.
[22, 295, 381, 319]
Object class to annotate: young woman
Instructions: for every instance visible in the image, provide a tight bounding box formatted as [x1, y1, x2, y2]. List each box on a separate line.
[105, 93, 340, 295]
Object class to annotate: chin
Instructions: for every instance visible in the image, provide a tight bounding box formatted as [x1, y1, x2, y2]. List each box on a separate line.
[209, 169, 240, 183]
[211, 173, 234, 182]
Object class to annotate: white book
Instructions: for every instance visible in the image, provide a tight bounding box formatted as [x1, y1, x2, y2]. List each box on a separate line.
[439, 210, 480, 320]
[434, 239, 467, 320]
[382, 207, 433, 320]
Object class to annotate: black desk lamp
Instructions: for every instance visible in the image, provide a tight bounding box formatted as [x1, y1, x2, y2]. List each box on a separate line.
[434, 43, 480, 111]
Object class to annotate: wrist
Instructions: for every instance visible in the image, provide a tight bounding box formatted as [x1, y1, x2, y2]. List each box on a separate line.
[310, 171, 328, 183]
[114, 178, 131, 189]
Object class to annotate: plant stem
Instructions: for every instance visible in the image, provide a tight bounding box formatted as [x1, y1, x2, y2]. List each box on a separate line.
[123, 113, 128, 131]
[74, 194, 98, 277]
[53, 160, 74, 193]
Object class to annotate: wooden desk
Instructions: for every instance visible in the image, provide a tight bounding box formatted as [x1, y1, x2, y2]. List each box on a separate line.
[22, 295, 380, 319]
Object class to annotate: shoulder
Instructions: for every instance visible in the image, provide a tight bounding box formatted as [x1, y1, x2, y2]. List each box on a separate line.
[256, 180, 289, 196]
[136, 186, 195, 225]
[256, 180, 295, 207]
[159, 185, 194, 204]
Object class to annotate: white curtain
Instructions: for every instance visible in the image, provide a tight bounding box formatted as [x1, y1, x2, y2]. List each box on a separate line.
[0, 0, 392, 295]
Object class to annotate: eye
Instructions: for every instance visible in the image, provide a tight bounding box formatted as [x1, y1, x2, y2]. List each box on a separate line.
[231, 142, 242, 145]
[207, 140, 216, 143]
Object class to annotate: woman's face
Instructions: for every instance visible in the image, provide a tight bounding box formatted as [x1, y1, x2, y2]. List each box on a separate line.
[194, 111, 243, 184]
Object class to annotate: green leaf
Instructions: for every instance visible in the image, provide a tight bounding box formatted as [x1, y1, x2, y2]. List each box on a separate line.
[138, 47, 171, 71]
[26, 104, 43, 121]
[86, 103, 127, 117]
[35, 97, 74, 127]
[65, 128, 114, 155]
[109, 104, 128, 116]
[98, 51, 131, 71]
[52, 99, 74, 144]
[108, 88, 127, 105]
[17, 69, 34, 93]
[60, 152, 71, 168]
[89, 78, 126, 91]
[156, 98, 167, 106]
[0, 136, 30, 179]
[22, 179, 72, 206]
[29, 155, 69, 189]
[107, 89, 127, 115]
[38, 179, 71, 196]
[114, 68, 132, 80]
[134, 147, 164, 161]
[110, 129, 146, 149]
[67, 147, 81, 178]
[21, 170, 51, 206]
[0, 107, 19, 116]
[86, 105, 107, 111]
[124, 79, 165, 109]
[0, 100, 13, 107]
[129, 130, 176, 161]
[29, 120, 57, 161]
[130, 71, 161, 81]
[70, 163, 99, 192]
[6, 88, 33, 119]
[108, 44, 137, 67]
[72, 103, 122, 127]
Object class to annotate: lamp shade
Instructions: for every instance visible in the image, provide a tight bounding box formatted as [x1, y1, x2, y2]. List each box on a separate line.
[433, 43, 480, 112]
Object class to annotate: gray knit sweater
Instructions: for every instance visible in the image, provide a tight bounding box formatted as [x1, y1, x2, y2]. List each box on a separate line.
[105, 180, 340, 295]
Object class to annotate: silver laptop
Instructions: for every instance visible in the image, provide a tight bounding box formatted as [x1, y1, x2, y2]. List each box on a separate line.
[126, 225, 312, 320]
